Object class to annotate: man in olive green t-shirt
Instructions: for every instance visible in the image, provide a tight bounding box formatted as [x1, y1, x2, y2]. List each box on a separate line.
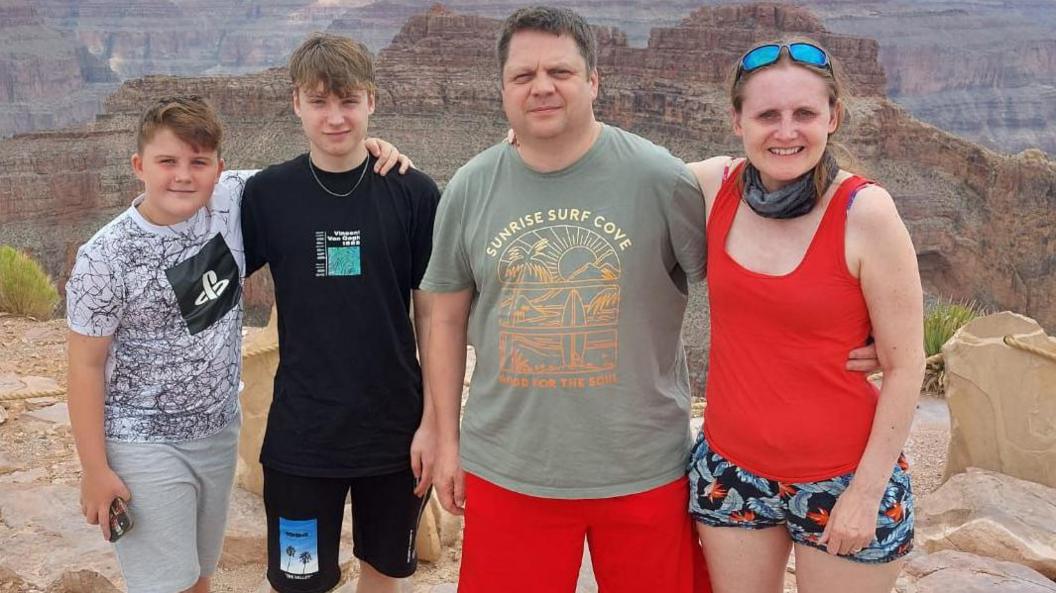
[421, 7, 711, 593]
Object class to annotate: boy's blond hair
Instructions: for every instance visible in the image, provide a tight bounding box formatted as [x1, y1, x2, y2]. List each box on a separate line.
[136, 95, 223, 156]
[289, 33, 376, 96]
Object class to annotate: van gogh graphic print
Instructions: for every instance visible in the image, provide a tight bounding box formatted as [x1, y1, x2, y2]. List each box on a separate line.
[66, 173, 249, 442]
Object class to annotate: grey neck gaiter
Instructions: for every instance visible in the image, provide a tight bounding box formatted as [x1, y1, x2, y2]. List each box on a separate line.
[742, 151, 839, 219]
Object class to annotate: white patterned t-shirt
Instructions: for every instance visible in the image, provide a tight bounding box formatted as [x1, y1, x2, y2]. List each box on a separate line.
[66, 172, 251, 442]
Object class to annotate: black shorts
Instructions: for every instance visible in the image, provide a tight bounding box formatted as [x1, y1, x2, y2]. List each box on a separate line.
[264, 466, 429, 593]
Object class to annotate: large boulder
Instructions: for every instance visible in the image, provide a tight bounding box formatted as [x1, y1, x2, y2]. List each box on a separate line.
[237, 307, 279, 496]
[916, 468, 1056, 579]
[942, 311, 1056, 488]
[898, 550, 1056, 593]
[218, 485, 269, 568]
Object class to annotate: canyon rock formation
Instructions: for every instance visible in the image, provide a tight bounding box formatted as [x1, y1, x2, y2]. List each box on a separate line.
[2, 1, 1054, 156]
[1, 4, 1054, 392]
[0, 0, 118, 139]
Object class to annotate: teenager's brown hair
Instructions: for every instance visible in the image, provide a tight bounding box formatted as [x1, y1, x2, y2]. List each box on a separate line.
[136, 95, 223, 156]
[289, 33, 376, 96]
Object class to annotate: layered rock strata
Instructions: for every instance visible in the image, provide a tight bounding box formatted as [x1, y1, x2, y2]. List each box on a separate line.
[1, 5, 1054, 390]
[0, 0, 118, 139]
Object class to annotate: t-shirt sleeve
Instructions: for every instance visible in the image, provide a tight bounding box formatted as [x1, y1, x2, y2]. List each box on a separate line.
[418, 170, 475, 293]
[665, 162, 708, 283]
[66, 242, 125, 337]
[410, 174, 442, 289]
[240, 174, 267, 276]
[215, 170, 255, 276]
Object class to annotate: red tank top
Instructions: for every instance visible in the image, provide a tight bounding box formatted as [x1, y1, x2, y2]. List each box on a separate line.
[703, 162, 879, 482]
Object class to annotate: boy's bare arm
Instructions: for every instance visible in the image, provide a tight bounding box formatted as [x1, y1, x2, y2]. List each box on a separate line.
[411, 289, 435, 496]
[428, 289, 473, 515]
[67, 330, 130, 540]
[364, 137, 414, 175]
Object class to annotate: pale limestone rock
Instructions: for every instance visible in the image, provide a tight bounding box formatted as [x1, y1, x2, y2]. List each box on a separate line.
[333, 577, 413, 592]
[577, 547, 597, 593]
[898, 550, 1056, 593]
[942, 312, 1056, 488]
[416, 496, 442, 562]
[430, 585, 457, 593]
[218, 486, 268, 568]
[237, 307, 279, 497]
[0, 483, 123, 591]
[0, 375, 60, 400]
[0, 565, 28, 593]
[438, 501, 463, 548]
[44, 570, 121, 593]
[24, 402, 70, 425]
[1, 467, 46, 483]
[0, 374, 23, 393]
[916, 468, 1056, 579]
[0, 450, 19, 475]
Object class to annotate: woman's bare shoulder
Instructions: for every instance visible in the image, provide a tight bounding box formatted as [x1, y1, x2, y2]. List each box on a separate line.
[687, 156, 741, 205]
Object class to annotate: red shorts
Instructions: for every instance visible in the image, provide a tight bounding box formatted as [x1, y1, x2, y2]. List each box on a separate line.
[458, 473, 711, 593]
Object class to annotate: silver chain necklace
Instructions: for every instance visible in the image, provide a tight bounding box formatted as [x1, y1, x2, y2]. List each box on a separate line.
[307, 152, 369, 197]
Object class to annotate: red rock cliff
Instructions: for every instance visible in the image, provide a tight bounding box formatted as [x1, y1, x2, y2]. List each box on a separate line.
[1, 4, 1053, 337]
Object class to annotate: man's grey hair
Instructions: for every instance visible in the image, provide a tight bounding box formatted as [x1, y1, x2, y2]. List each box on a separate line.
[496, 5, 598, 73]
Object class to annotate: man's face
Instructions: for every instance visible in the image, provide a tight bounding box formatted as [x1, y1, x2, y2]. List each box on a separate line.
[501, 30, 598, 144]
[131, 127, 223, 226]
[293, 82, 375, 163]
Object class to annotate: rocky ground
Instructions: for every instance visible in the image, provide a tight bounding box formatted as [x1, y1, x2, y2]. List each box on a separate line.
[0, 312, 958, 592]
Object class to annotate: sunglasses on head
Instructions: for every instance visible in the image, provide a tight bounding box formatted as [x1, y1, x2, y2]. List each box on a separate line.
[736, 43, 831, 79]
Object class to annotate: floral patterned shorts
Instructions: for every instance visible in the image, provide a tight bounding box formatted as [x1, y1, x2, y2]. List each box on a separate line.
[687, 434, 914, 564]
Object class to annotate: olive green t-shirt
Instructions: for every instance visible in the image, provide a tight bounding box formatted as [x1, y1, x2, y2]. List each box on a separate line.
[421, 125, 707, 498]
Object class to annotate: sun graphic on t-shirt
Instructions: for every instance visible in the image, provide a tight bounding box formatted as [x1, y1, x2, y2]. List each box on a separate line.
[498, 224, 622, 375]
[499, 225, 619, 284]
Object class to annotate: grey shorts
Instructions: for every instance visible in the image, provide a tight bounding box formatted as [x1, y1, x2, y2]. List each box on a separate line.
[106, 414, 241, 593]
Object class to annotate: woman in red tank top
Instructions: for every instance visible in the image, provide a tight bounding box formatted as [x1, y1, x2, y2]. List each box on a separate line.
[685, 40, 924, 593]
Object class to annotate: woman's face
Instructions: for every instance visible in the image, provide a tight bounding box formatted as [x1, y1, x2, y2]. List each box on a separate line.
[733, 63, 839, 192]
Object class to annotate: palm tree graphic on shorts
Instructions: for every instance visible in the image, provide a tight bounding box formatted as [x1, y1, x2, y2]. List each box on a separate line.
[285, 546, 296, 571]
[299, 551, 313, 575]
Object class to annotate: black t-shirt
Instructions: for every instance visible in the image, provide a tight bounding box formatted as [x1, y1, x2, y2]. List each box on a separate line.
[241, 153, 440, 478]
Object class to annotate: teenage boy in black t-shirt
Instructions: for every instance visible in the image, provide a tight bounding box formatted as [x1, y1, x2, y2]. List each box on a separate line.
[240, 34, 439, 593]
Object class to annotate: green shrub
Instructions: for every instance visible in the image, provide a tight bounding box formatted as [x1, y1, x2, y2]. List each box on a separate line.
[923, 298, 984, 357]
[0, 245, 60, 319]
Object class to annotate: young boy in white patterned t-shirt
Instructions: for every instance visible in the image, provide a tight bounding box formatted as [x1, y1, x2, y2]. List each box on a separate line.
[66, 95, 409, 593]
[66, 96, 249, 593]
